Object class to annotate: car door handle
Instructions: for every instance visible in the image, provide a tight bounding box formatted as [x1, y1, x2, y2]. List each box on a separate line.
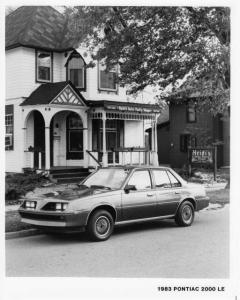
[147, 193, 154, 197]
[175, 192, 180, 194]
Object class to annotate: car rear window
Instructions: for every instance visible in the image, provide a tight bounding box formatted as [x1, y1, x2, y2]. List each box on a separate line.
[167, 171, 181, 187]
[152, 170, 171, 188]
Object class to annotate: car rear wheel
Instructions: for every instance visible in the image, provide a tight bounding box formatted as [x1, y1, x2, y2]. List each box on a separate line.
[175, 201, 194, 226]
[87, 210, 114, 241]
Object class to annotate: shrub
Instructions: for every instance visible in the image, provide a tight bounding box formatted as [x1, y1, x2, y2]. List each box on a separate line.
[5, 172, 48, 201]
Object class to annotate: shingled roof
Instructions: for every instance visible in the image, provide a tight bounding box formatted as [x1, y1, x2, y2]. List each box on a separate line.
[6, 6, 75, 52]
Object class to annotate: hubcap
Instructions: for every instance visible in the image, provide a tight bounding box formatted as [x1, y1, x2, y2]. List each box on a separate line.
[182, 205, 192, 223]
[95, 216, 110, 236]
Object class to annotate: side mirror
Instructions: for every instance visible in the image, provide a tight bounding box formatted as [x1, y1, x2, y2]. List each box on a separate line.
[124, 185, 137, 194]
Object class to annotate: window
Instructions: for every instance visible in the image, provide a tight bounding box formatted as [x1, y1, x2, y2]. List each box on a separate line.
[5, 105, 13, 150]
[180, 134, 190, 152]
[187, 102, 196, 123]
[99, 62, 117, 91]
[167, 171, 181, 187]
[128, 170, 152, 190]
[152, 170, 171, 188]
[36, 50, 52, 82]
[66, 113, 83, 159]
[67, 56, 85, 89]
[180, 134, 197, 152]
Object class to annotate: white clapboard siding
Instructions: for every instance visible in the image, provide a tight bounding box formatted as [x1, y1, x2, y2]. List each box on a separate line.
[5, 99, 25, 172]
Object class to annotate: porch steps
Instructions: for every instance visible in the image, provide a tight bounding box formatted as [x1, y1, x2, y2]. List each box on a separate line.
[49, 168, 91, 184]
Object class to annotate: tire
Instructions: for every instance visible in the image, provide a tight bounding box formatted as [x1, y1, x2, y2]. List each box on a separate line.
[87, 210, 114, 241]
[175, 201, 194, 227]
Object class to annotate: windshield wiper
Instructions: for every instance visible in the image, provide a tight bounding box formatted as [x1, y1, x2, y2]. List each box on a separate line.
[90, 185, 112, 190]
[78, 184, 89, 189]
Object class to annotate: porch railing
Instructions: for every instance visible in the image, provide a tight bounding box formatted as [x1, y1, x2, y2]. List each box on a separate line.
[87, 147, 155, 167]
[24, 148, 45, 170]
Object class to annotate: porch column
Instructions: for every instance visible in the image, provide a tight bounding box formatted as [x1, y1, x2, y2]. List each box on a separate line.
[45, 127, 50, 170]
[151, 120, 155, 152]
[152, 118, 159, 166]
[102, 113, 107, 167]
[83, 126, 88, 168]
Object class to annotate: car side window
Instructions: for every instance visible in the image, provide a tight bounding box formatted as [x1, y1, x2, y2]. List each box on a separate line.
[167, 171, 182, 187]
[127, 170, 152, 190]
[152, 170, 171, 188]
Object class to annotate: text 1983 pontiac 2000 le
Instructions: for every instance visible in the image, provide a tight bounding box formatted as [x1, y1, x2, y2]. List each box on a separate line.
[19, 166, 209, 241]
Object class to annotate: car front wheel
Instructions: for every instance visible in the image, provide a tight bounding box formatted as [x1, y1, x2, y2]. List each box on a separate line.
[87, 210, 114, 241]
[175, 201, 194, 226]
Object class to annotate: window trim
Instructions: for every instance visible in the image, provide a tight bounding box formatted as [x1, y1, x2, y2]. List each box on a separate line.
[98, 61, 118, 92]
[66, 53, 86, 91]
[186, 102, 197, 123]
[5, 105, 14, 151]
[35, 49, 53, 83]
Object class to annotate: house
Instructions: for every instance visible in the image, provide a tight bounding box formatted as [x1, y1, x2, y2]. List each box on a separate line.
[167, 99, 230, 168]
[5, 6, 160, 175]
[146, 86, 230, 169]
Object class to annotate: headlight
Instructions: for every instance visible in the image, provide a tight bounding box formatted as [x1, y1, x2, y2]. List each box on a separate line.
[55, 203, 68, 211]
[25, 201, 36, 209]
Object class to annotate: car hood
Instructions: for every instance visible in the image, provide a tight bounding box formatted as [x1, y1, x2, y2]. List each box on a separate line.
[43, 186, 112, 201]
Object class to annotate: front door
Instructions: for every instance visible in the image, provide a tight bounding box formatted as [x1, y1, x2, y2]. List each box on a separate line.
[121, 169, 157, 220]
[33, 111, 45, 168]
[66, 112, 84, 160]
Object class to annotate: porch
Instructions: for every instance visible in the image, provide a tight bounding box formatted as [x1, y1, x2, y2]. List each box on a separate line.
[20, 81, 160, 172]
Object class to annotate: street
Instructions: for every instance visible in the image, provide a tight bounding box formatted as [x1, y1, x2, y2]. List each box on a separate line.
[5, 205, 229, 278]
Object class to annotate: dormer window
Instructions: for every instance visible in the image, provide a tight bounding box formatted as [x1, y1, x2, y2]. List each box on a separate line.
[66, 53, 86, 90]
[36, 50, 52, 82]
[98, 62, 118, 92]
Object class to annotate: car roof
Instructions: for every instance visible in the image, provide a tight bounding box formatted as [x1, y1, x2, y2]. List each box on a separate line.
[101, 165, 171, 170]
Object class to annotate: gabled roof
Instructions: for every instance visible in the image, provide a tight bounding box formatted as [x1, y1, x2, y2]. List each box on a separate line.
[6, 6, 74, 52]
[20, 81, 86, 106]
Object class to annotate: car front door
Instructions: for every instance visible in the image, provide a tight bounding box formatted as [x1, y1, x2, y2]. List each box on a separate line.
[121, 169, 157, 221]
[152, 169, 181, 216]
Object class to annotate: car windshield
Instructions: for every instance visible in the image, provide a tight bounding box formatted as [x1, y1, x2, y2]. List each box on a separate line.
[83, 168, 129, 190]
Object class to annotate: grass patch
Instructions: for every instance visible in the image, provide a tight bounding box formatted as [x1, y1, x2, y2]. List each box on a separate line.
[207, 188, 229, 204]
[5, 211, 33, 233]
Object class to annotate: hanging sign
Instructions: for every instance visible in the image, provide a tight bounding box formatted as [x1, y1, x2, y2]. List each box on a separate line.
[190, 148, 213, 164]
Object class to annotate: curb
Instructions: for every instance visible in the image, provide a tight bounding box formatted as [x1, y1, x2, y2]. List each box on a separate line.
[5, 228, 43, 240]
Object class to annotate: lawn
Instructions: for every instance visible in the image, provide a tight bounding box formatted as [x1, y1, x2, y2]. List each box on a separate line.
[206, 188, 230, 205]
[5, 211, 33, 233]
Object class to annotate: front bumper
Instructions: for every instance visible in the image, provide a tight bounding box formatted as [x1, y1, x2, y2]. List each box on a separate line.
[196, 196, 210, 211]
[19, 208, 88, 228]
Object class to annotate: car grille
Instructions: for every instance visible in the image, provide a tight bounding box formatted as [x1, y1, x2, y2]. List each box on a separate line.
[19, 211, 63, 221]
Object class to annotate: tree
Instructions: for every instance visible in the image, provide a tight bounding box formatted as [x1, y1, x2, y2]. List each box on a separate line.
[64, 6, 230, 114]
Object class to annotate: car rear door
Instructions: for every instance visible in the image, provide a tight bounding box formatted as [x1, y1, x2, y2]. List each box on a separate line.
[151, 169, 181, 216]
[121, 169, 157, 221]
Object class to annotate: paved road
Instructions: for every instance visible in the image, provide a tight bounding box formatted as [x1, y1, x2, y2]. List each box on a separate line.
[5, 205, 229, 278]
